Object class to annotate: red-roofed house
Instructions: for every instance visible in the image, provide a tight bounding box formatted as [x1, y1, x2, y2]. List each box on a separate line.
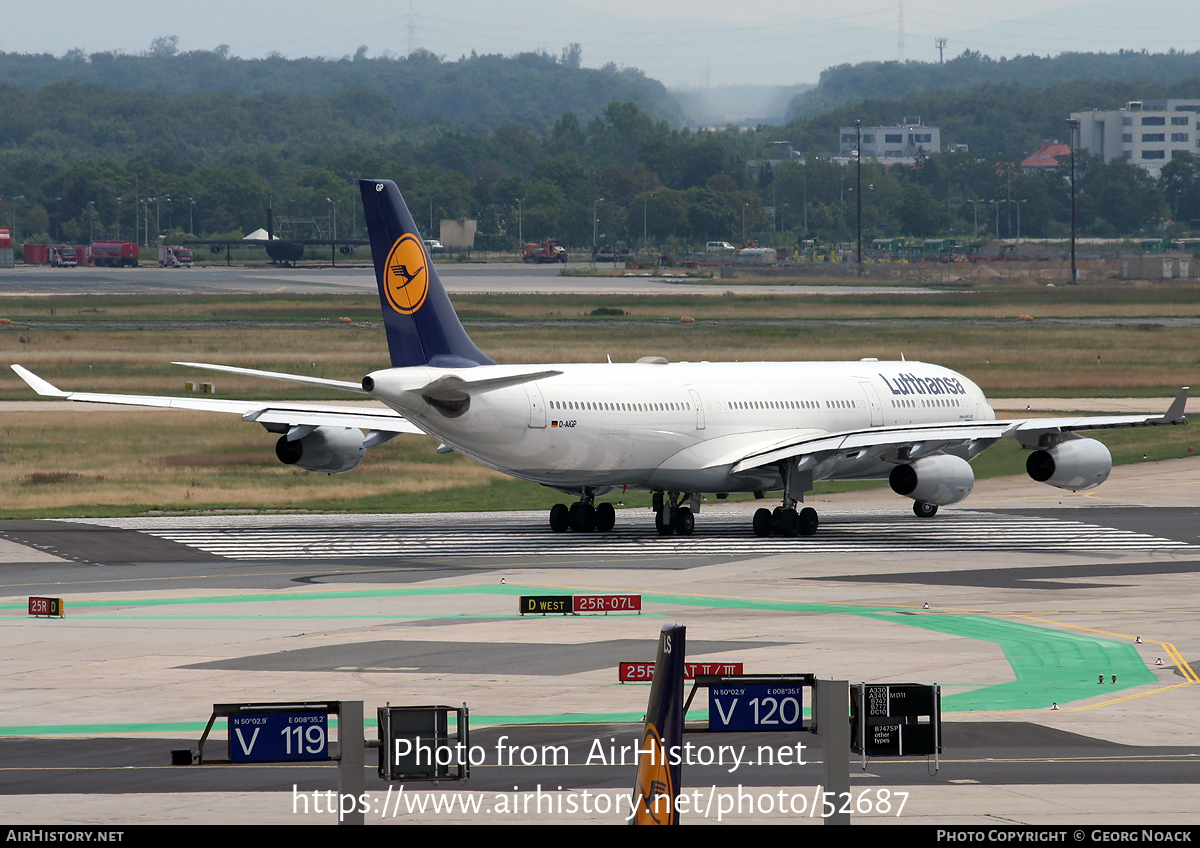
[1021, 141, 1071, 174]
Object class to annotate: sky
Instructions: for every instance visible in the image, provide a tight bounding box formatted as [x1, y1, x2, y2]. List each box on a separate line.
[2, 0, 1198, 89]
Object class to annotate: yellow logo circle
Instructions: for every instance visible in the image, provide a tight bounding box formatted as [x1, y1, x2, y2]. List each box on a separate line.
[633, 724, 675, 825]
[383, 235, 429, 315]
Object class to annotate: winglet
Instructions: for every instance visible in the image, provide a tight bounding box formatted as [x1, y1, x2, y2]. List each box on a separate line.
[1164, 387, 1189, 422]
[11, 365, 69, 398]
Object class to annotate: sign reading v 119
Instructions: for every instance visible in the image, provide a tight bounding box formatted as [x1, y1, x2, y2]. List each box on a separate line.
[709, 684, 807, 732]
[229, 712, 329, 762]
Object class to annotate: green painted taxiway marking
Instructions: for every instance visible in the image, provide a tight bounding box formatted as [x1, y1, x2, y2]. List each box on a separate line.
[0, 583, 1157, 714]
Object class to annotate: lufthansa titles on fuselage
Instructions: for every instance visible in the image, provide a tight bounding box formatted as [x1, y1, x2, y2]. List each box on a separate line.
[879, 371, 967, 397]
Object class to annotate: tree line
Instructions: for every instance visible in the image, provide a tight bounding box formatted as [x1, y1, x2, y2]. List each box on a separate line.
[5, 79, 1200, 248]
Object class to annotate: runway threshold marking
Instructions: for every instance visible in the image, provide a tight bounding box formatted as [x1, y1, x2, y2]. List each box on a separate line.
[61, 510, 1197, 559]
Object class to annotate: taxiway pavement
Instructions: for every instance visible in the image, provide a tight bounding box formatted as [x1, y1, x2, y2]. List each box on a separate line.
[0, 460, 1198, 824]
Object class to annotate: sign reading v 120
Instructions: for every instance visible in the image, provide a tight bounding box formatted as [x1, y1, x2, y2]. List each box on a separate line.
[709, 684, 807, 732]
[228, 712, 329, 762]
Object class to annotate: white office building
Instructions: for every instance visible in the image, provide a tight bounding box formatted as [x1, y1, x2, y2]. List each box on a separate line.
[1072, 100, 1200, 178]
[839, 118, 940, 161]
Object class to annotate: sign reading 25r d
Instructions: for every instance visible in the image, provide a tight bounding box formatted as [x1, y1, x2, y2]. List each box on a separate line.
[229, 712, 329, 762]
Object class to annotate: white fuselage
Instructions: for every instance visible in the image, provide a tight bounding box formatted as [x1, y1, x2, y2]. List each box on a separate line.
[366, 360, 995, 495]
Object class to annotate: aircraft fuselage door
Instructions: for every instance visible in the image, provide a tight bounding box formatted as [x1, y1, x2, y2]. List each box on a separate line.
[859, 380, 883, 427]
[687, 387, 706, 430]
[523, 382, 547, 428]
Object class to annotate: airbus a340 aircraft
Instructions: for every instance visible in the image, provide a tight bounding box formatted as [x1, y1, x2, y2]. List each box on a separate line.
[13, 180, 1190, 538]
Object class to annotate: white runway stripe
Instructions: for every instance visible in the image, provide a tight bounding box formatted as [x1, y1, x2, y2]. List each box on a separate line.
[64, 510, 1195, 560]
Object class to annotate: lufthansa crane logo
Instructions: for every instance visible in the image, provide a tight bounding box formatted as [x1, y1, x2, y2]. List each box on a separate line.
[382, 234, 429, 315]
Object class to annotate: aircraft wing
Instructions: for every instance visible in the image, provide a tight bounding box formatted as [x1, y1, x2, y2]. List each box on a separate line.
[730, 389, 1188, 473]
[10, 365, 424, 436]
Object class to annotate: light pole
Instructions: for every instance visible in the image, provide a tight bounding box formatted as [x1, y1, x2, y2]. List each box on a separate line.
[967, 199, 984, 239]
[855, 120, 862, 268]
[516, 198, 523, 249]
[10, 196, 22, 243]
[87, 201, 95, 242]
[188, 197, 195, 236]
[115, 197, 121, 241]
[326, 197, 338, 266]
[643, 194, 653, 253]
[1066, 118, 1079, 284]
[592, 197, 605, 250]
[1014, 199, 1027, 244]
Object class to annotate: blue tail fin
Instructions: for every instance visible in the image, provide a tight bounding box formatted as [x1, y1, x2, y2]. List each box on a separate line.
[359, 179, 494, 368]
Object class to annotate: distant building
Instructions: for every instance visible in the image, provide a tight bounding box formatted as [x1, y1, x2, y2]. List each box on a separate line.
[1021, 141, 1072, 175]
[1071, 100, 1200, 178]
[839, 118, 941, 162]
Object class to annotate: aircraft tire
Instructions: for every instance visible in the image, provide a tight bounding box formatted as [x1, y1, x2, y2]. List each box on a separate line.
[595, 502, 616, 532]
[913, 501, 939, 519]
[549, 503, 570, 532]
[572, 502, 597, 532]
[798, 507, 818, 536]
[775, 507, 799, 537]
[672, 507, 694, 536]
[753, 507, 773, 537]
[655, 510, 674, 536]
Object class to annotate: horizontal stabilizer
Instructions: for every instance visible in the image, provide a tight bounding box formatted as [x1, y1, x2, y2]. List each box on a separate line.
[415, 370, 563, 401]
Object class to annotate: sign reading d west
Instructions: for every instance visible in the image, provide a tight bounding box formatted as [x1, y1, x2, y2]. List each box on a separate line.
[520, 595, 572, 615]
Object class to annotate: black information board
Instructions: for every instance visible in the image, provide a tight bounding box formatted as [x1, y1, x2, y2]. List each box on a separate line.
[850, 683, 941, 757]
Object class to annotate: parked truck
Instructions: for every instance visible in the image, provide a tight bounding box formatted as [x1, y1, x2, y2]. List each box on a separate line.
[523, 241, 568, 263]
[91, 241, 140, 268]
[50, 245, 77, 267]
[158, 244, 194, 267]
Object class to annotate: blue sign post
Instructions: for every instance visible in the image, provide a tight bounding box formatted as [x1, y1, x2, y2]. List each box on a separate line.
[709, 682, 808, 732]
[228, 711, 329, 763]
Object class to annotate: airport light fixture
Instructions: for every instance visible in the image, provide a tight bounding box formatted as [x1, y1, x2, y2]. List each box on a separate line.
[644, 194, 653, 252]
[855, 120, 862, 268]
[593, 197, 605, 248]
[10, 195, 23, 242]
[1014, 199, 1027, 244]
[1066, 118, 1079, 285]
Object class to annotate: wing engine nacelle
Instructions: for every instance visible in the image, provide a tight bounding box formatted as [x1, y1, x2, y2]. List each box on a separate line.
[889, 454, 975, 506]
[1026, 437, 1111, 491]
[275, 426, 366, 474]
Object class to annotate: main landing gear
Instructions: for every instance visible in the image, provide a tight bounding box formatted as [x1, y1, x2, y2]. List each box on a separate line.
[653, 491, 696, 536]
[753, 505, 819, 537]
[913, 501, 939, 518]
[752, 459, 818, 537]
[549, 490, 616, 533]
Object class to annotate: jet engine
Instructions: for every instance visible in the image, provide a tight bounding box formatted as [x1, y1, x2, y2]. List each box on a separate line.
[1026, 437, 1111, 491]
[889, 454, 975, 506]
[275, 426, 366, 474]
